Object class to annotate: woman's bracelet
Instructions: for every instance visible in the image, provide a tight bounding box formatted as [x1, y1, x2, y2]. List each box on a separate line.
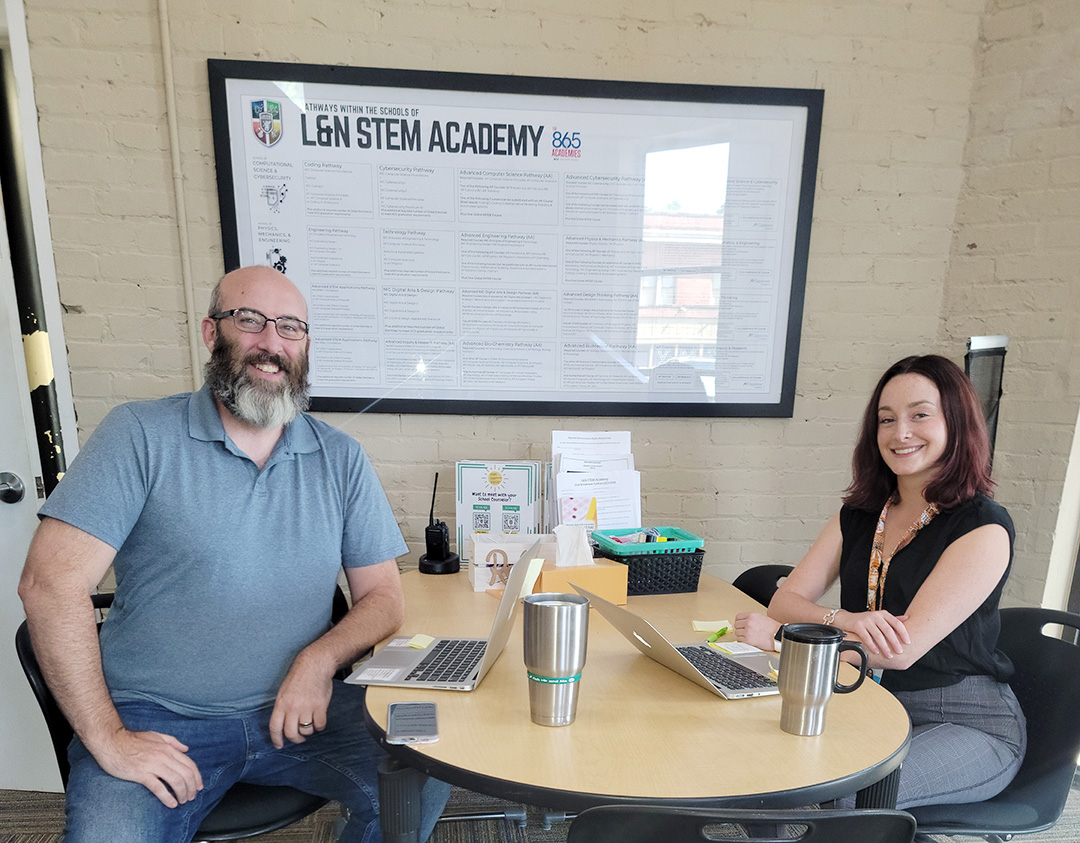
[822, 608, 839, 626]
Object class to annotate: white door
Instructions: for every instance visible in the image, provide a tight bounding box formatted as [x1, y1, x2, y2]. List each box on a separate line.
[0, 177, 62, 791]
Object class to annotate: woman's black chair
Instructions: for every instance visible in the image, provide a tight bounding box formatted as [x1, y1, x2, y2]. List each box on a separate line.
[566, 805, 917, 843]
[15, 588, 350, 841]
[909, 607, 1080, 842]
[731, 564, 794, 607]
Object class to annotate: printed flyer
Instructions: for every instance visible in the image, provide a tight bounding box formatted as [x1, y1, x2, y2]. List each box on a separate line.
[455, 460, 542, 562]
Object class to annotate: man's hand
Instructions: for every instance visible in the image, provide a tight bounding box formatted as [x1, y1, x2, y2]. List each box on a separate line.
[267, 561, 404, 749]
[90, 728, 203, 808]
[269, 656, 334, 749]
[20, 519, 203, 808]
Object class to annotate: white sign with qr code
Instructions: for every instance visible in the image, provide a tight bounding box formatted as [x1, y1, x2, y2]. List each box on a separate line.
[455, 460, 543, 565]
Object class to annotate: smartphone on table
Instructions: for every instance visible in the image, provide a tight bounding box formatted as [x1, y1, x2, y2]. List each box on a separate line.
[386, 702, 439, 745]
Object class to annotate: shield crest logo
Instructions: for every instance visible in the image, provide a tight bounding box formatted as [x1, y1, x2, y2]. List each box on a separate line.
[251, 100, 282, 147]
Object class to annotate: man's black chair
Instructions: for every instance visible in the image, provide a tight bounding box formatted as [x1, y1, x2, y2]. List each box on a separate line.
[731, 564, 794, 607]
[16, 588, 351, 841]
[566, 805, 917, 843]
[910, 607, 1080, 842]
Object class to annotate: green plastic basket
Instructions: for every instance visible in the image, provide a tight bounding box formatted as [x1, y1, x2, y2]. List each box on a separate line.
[594, 546, 704, 595]
[591, 527, 705, 595]
[591, 526, 704, 557]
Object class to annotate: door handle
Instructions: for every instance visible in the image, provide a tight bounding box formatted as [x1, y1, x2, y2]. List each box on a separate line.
[0, 472, 26, 504]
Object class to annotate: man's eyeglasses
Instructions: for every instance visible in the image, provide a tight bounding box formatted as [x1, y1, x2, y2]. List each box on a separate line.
[211, 308, 309, 340]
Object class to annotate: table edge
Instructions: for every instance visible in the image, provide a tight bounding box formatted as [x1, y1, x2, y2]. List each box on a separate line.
[362, 694, 911, 810]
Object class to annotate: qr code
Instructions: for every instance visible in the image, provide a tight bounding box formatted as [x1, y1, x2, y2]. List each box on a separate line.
[502, 512, 520, 532]
[473, 512, 490, 531]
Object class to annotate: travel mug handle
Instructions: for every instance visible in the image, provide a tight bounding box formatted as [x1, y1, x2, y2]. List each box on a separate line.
[833, 640, 868, 693]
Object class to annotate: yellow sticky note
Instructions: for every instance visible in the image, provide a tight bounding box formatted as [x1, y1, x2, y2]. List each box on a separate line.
[407, 634, 435, 649]
[692, 619, 730, 632]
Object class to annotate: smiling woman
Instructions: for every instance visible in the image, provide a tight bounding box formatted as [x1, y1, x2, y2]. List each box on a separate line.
[734, 354, 1027, 812]
[876, 374, 948, 486]
[849, 355, 995, 511]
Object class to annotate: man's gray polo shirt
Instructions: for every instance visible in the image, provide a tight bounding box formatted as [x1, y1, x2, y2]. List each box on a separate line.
[39, 385, 408, 716]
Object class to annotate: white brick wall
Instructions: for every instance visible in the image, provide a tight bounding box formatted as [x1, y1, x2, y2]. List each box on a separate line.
[938, 0, 1080, 605]
[20, 0, 1079, 596]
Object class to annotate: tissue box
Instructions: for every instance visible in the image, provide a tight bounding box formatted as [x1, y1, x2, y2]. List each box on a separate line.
[532, 559, 628, 605]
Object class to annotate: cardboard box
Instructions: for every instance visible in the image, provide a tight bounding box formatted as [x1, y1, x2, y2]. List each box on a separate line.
[533, 559, 628, 605]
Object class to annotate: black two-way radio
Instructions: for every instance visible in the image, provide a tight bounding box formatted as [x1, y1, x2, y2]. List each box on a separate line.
[418, 472, 460, 574]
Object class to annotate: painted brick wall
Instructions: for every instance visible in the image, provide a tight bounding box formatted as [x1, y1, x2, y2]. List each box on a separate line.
[937, 0, 1080, 604]
[21, 0, 1078, 596]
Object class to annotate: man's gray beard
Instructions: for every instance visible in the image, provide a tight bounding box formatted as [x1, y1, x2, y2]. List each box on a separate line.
[230, 379, 308, 429]
[204, 341, 310, 429]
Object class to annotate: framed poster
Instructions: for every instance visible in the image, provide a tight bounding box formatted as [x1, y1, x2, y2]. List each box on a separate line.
[209, 60, 823, 417]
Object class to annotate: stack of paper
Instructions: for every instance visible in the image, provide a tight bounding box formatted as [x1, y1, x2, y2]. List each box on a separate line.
[549, 430, 641, 531]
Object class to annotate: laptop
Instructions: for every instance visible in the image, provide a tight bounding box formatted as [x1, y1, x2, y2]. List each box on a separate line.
[571, 584, 779, 699]
[347, 539, 543, 691]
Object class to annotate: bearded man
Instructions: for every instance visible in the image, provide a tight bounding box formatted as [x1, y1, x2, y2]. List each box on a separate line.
[19, 266, 450, 843]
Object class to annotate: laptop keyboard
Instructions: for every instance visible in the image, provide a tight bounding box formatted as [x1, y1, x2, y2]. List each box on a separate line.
[677, 645, 777, 691]
[406, 639, 487, 683]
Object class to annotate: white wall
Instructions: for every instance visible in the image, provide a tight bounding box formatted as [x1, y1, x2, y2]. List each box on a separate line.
[936, 0, 1080, 605]
[18, 0, 1080, 601]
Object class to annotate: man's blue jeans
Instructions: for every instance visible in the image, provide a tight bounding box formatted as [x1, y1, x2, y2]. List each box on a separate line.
[63, 681, 451, 843]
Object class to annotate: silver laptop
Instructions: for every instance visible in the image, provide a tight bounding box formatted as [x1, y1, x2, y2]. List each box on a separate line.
[571, 584, 779, 699]
[347, 539, 543, 691]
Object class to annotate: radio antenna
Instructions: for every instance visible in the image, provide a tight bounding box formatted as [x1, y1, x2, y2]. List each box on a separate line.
[429, 473, 439, 526]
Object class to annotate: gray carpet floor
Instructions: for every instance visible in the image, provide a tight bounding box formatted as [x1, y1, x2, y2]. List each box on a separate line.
[0, 786, 569, 843]
[3, 783, 1080, 842]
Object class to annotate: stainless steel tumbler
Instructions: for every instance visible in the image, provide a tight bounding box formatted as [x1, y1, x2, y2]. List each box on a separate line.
[523, 593, 589, 726]
[778, 623, 868, 736]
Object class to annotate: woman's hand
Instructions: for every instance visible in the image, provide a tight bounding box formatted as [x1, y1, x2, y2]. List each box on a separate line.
[836, 609, 910, 659]
[734, 611, 782, 651]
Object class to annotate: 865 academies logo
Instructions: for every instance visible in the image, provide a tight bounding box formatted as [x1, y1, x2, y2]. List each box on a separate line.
[251, 100, 282, 147]
[551, 128, 581, 159]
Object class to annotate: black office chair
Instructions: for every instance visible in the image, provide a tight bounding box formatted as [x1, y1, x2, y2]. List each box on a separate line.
[566, 805, 917, 843]
[731, 564, 794, 606]
[910, 607, 1080, 842]
[16, 588, 351, 842]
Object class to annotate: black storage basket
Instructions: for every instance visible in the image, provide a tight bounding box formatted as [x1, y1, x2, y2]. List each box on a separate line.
[595, 547, 704, 595]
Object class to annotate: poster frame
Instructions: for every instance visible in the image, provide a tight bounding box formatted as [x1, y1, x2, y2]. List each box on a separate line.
[208, 59, 823, 418]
